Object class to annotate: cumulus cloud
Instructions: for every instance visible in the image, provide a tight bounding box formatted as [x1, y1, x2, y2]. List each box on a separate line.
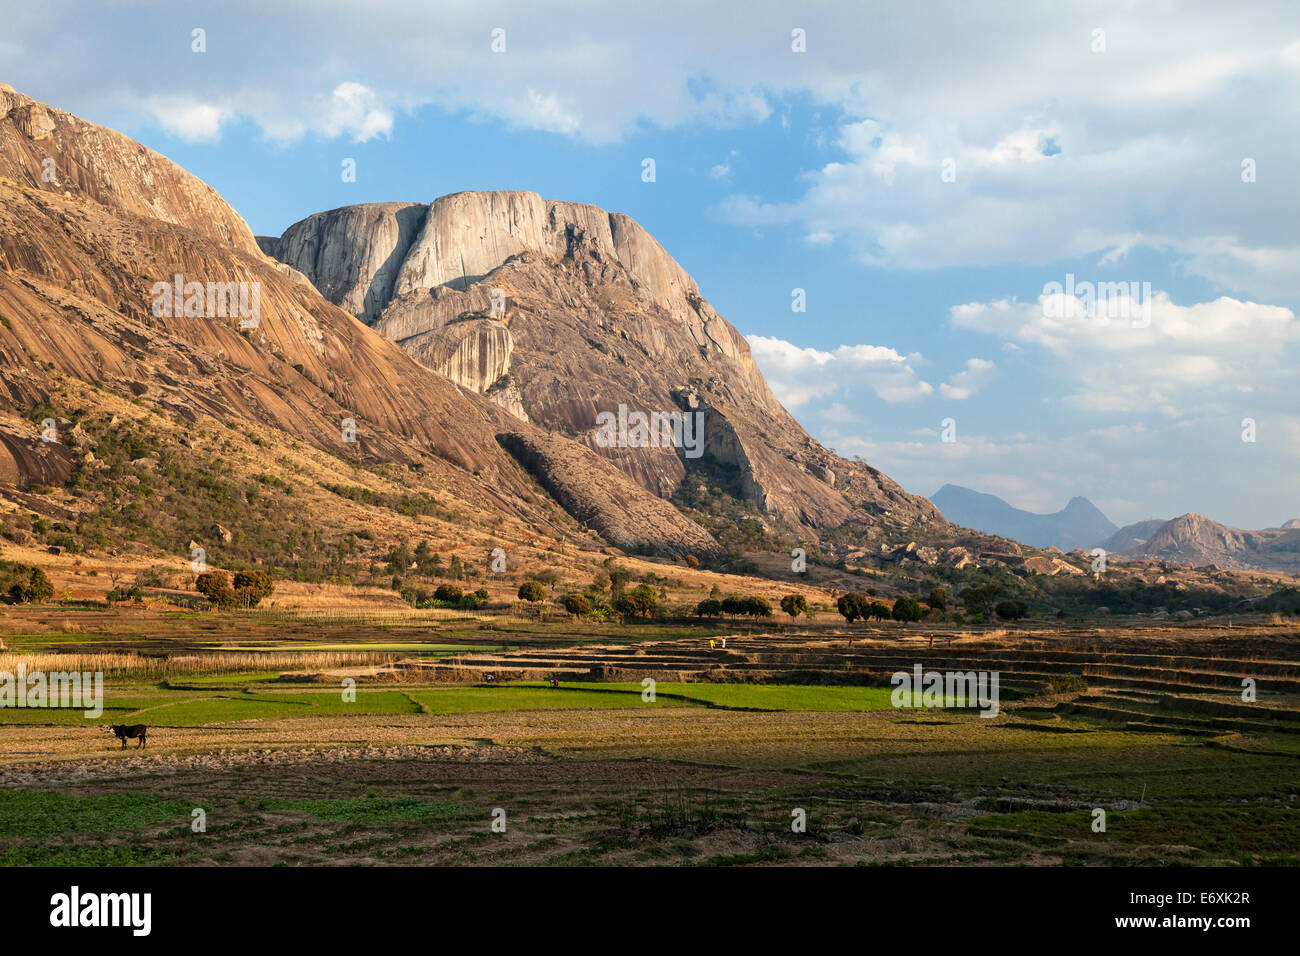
[143, 96, 231, 142]
[939, 358, 997, 400]
[745, 335, 933, 407]
[950, 291, 1296, 415]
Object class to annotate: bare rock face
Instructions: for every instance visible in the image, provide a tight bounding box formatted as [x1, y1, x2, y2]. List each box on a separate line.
[0, 84, 259, 255]
[266, 192, 948, 545]
[400, 316, 515, 397]
[263, 202, 427, 323]
[0, 86, 731, 560]
[496, 431, 720, 557]
[0, 427, 77, 488]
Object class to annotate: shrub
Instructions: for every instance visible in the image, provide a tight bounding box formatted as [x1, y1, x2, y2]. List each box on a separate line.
[106, 585, 144, 605]
[561, 593, 592, 617]
[927, 587, 947, 610]
[1047, 674, 1088, 694]
[517, 581, 546, 603]
[433, 584, 464, 603]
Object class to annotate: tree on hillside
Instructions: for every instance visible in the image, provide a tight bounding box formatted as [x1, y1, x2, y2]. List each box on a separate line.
[608, 566, 633, 598]
[741, 595, 772, 618]
[232, 569, 274, 608]
[927, 587, 947, 611]
[384, 539, 412, 576]
[837, 592, 869, 623]
[434, 584, 463, 603]
[413, 540, 438, 576]
[995, 599, 1028, 621]
[961, 584, 1005, 620]
[891, 596, 924, 622]
[695, 598, 722, 619]
[780, 594, 808, 619]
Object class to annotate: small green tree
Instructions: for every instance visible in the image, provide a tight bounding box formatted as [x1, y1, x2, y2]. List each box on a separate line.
[868, 601, 892, 621]
[927, 587, 947, 611]
[561, 593, 591, 618]
[695, 598, 722, 618]
[517, 580, 546, 603]
[995, 599, 1028, 621]
[837, 592, 868, 623]
[434, 584, 463, 603]
[627, 583, 659, 617]
[891, 596, 924, 622]
[780, 593, 808, 619]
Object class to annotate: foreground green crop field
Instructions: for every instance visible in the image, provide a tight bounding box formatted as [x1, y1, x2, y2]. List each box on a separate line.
[2, 616, 1298, 867]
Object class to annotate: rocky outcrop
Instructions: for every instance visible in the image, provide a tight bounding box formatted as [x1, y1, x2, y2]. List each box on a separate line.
[0, 427, 77, 488]
[0, 84, 259, 255]
[497, 431, 721, 557]
[400, 316, 514, 396]
[1108, 512, 1300, 572]
[0, 86, 752, 562]
[262, 202, 427, 323]
[264, 192, 948, 544]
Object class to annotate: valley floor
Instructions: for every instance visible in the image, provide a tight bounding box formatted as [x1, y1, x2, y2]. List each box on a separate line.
[1, 613, 1297, 866]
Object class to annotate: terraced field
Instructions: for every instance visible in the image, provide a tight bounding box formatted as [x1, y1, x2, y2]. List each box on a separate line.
[1, 617, 1297, 866]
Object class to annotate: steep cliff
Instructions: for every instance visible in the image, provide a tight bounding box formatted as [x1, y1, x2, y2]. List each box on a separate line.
[0, 86, 721, 560]
[266, 192, 948, 549]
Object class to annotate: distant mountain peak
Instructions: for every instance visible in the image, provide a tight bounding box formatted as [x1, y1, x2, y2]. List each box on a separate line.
[930, 484, 1116, 551]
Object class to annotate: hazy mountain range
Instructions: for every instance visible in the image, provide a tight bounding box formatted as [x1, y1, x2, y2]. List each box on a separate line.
[931, 484, 1116, 551]
[934, 483, 1300, 572]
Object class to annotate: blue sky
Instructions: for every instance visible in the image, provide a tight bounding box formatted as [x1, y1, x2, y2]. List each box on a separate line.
[4, 1, 1298, 528]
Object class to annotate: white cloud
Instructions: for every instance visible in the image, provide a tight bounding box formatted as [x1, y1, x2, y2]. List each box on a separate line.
[143, 96, 231, 142]
[709, 164, 732, 182]
[939, 358, 996, 400]
[950, 291, 1296, 415]
[319, 82, 394, 142]
[745, 334, 933, 407]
